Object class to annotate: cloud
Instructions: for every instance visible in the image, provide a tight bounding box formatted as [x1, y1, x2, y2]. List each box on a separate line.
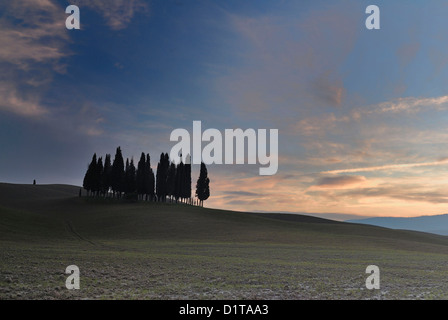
[0, 0, 68, 68]
[222, 191, 260, 197]
[0, 0, 69, 118]
[313, 175, 366, 189]
[289, 95, 448, 137]
[290, 113, 350, 136]
[0, 0, 149, 119]
[225, 199, 264, 207]
[202, 159, 448, 218]
[372, 96, 448, 114]
[73, 0, 149, 30]
[295, 138, 396, 171]
[340, 187, 448, 205]
[322, 158, 448, 174]
[312, 72, 345, 107]
[0, 83, 49, 117]
[80, 126, 104, 137]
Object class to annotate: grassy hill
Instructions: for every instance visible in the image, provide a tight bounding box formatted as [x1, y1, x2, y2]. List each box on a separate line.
[1, 183, 448, 300]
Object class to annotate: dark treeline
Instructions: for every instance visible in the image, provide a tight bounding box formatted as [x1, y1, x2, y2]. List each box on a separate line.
[83, 147, 210, 206]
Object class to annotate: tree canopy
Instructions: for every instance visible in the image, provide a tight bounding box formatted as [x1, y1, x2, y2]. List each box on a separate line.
[82, 147, 206, 205]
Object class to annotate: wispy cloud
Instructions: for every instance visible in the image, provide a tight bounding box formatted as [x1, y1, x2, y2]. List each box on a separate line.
[288, 95, 448, 137]
[340, 186, 448, 205]
[313, 175, 366, 188]
[0, 0, 68, 118]
[0, 0, 68, 67]
[322, 158, 448, 174]
[290, 113, 350, 136]
[0, 83, 49, 117]
[0, 0, 149, 120]
[73, 0, 149, 30]
[222, 191, 261, 197]
[371, 96, 448, 114]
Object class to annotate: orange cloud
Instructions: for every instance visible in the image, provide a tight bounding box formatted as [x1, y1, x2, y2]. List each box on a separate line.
[312, 175, 366, 189]
[290, 113, 350, 136]
[322, 159, 448, 174]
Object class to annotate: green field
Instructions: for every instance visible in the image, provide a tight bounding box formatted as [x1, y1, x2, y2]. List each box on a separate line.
[1, 183, 448, 300]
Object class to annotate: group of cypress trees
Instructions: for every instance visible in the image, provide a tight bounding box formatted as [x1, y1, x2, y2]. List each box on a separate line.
[83, 147, 210, 206]
[82, 147, 155, 200]
[156, 153, 192, 203]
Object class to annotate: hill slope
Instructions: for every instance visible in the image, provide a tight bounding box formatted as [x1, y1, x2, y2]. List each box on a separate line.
[0, 183, 447, 250]
[1, 183, 448, 300]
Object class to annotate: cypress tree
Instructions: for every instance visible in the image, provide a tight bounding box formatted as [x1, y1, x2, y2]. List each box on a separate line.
[125, 158, 129, 192]
[136, 152, 146, 199]
[156, 153, 169, 202]
[183, 154, 192, 203]
[124, 158, 130, 193]
[96, 157, 104, 196]
[111, 147, 125, 198]
[83, 153, 97, 196]
[175, 161, 184, 202]
[167, 162, 176, 202]
[144, 154, 155, 201]
[124, 158, 137, 196]
[103, 154, 112, 196]
[82, 149, 195, 203]
[130, 158, 137, 194]
[195, 162, 210, 207]
[156, 162, 162, 201]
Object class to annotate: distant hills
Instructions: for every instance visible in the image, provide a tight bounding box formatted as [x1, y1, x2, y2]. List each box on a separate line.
[347, 214, 448, 236]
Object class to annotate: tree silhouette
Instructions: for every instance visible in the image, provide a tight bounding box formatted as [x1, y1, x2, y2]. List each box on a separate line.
[167, 162, 176, 202]
[125, 158, 137, 195]
[183, 154, 192, 203]
[156, 153, 169, 202]
[125, 158, 129, 193]
[144, 153, 155, 201]
[175, 160, 184, 202]
[103, 154, 112, 196]
[195, 162, 210, 207]
[83, 153, 97, 196]
[111, 147, 125, 198]
[95, 156, 104, 196]
[136, 153, 146, 199]
[81, 147, 208, 206]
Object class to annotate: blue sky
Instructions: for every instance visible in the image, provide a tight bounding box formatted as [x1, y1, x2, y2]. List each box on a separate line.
[2, 0, 448, 218]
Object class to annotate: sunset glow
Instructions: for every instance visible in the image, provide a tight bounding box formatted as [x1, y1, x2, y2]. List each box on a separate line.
[2, 1, 448, 219]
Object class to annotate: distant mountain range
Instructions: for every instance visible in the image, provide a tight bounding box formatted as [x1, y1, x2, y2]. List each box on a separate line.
[346, 214, 448, 236]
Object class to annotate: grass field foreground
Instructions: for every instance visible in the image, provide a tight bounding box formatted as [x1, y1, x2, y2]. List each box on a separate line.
[1, 183, 448, 299]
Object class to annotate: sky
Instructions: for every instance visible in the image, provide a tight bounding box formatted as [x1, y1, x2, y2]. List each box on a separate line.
[2, 0, 448, 219]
